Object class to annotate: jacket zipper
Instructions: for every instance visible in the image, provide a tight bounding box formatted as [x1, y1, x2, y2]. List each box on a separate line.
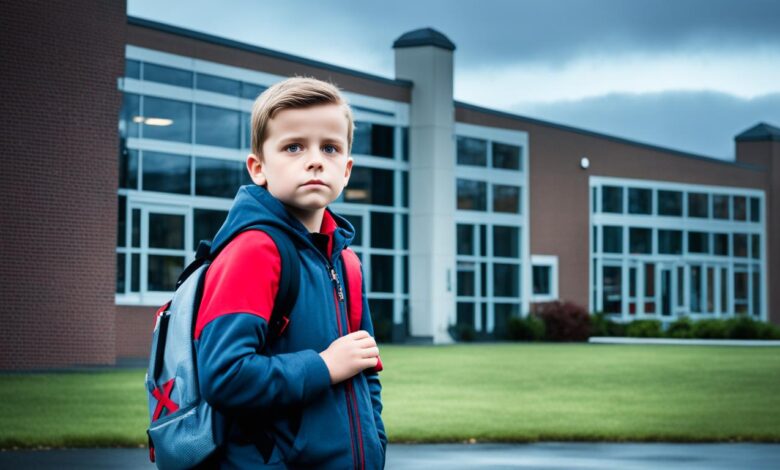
[327, 261, 365, 470]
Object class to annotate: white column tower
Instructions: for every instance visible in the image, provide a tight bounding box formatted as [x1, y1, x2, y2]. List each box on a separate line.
[393, 28, 456, 344]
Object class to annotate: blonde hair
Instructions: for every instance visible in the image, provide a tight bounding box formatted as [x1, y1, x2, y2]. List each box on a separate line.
[250, 76, 354, 158]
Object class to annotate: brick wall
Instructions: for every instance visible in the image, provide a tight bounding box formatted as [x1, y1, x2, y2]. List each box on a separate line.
[116, 305, 157, 359]
[0, 0, 127, 369]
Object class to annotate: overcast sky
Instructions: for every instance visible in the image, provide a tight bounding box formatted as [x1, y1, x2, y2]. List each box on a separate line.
[128, 0, 780, 160]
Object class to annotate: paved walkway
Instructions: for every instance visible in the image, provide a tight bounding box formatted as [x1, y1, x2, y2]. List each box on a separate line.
[1, 442, 779, 469]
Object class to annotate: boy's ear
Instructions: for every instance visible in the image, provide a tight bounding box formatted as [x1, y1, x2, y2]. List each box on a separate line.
[246, 153, 267, 187]
[343, 157, 354, 185]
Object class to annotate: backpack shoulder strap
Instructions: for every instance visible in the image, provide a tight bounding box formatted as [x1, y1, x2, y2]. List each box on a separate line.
[255, 226, 300, 342]
[340, 248, 363, 334]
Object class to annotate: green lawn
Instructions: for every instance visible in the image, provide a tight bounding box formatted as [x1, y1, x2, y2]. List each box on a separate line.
[1, 344, 779, 448]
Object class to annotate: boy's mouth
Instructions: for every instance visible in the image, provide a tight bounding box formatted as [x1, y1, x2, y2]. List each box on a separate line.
[302, 179, 327, 187]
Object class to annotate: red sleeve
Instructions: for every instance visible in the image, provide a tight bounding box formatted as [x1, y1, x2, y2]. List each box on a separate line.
[195, 230, 281, 339]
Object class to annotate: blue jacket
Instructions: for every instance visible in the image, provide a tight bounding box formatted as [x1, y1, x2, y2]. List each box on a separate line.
[195, 184, 386, 469]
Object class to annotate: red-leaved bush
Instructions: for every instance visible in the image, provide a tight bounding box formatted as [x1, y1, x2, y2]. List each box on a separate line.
[532, 301, 590, 342]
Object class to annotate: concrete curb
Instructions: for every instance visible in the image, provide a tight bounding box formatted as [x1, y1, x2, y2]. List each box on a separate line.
[589, 337, 780, 346]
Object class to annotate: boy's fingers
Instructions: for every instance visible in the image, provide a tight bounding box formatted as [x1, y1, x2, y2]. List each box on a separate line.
[355, 336, 377, 348]
[361, 347, 379, 358]
[350, 330, 371, 340]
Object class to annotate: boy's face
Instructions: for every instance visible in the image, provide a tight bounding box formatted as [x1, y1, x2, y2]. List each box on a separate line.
[247, 103, 353, 215]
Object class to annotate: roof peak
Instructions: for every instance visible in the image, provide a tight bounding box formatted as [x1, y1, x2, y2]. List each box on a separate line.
[393, 27, 456, 51]
[735, 122, 780, 143]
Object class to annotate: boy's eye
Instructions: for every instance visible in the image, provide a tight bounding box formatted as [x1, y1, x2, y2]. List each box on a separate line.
[323, 144, 339, 154]
[285, 143, 303, 153]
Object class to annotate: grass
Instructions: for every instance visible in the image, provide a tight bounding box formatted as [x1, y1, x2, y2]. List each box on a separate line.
[1, 343, 779, 448]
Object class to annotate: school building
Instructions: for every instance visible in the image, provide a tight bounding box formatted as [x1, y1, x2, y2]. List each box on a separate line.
[2, 0, 778, 369]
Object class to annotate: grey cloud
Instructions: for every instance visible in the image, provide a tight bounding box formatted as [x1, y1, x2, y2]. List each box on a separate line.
[508, 91, 780, 159]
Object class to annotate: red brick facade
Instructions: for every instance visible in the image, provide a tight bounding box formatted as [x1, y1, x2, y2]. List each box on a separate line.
[0, 0, 127, 369]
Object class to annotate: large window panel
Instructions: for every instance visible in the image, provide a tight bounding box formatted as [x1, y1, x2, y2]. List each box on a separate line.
[149, 213, 185, 249]
[370, 254, 394, 292]
[687, 231, 709, 254]
[749, 197, 760, 222]
[457, 136, 487, 166]
[194, 209, 228, 247]
[142, 96, 192, 143]
[195, 105, 241, 148]
[119, 93, 140, 138]
[733, 196, 747, 221]
[457, 224, 474, 255]
[493, 184, 521, 214]
[142, 151, 191, 195]
[196, 73, 241, 96]
[119, 147, 139, 189]
[493, 263, 520, 297]
[688, 192, 709, 218]
[713, 194, 730, 219]
[371, 212, 394, 249]
[601, 186, 623, 213]
[603, 226, 623, 254]
[658, 190, 682, 216]
[344, 167, 394, 206]
[457, 179, 487, 211]
[658, 229, 682, 255]
[602, 266, 622, 314]
[195, 157, 248, 198]
[629, 227, 652, 254]
[493, 225, 519, 258]
[143, 63, 193, 88]
[492, 142, 521, 170]
[352, 122, 394, 158]
[733, 233, 748, 257]
[457, 261, 476, 296]
[628, 188, 652, 215]
[714, 233, 729, 256]
[148, 255, 185, 292]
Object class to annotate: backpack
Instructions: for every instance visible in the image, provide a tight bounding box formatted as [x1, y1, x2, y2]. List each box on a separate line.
[145, 225, 366, 469]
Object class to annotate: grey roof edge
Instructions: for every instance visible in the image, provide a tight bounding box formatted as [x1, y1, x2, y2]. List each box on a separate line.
[454, 100, 766, 172]
[735, 122, 780, 143]
[127, 16, 413, 89]
[393, 27, 456, 51]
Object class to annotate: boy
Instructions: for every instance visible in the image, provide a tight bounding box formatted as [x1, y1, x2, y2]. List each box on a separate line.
[194, 77, 386, 469]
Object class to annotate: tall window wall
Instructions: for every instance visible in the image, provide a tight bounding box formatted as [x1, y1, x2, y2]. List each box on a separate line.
[590, 176, 766, 321]
[454, 123, 530, 337]
[117, 46, 410, 342]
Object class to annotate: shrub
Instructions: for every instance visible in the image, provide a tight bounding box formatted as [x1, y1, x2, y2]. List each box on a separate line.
[589, 311, 626, 337]
[757, 321, 780, 340]
[691, 319, 728, 339]
[625, 319, 663, 338]
[533, 301, 590, 342]
[724, 316, 763, 339]
[667, 316, 694, 338]
[506, 315, 546, 341]
[449, 324, 476, 342]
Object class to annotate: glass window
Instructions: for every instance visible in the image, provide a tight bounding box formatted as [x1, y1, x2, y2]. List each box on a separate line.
[342, 215, 363, 246]
[457, 261, 475, 296]
[602, 266, 622, 314]
[750, 197, 760, 222]
[688, 192, 709, 218]
[242, 112, 251, 149]
[371, 212, 394, 248]
[119, 93, 140, 139]
[603, 225, 623, 253]
[628, 188, 652, 215]
[352, 122, 394, 158]
[148, 255, 185, 291]
[131, 253, 140, 292]
[493, 184, 521, 213]
[690, 265, 701, 312]
[734, 268, 748, 314]
[143, 63, 193, 88]
[733, 233, 748, 257]
[401, 171, 409, 208]
[751, 234, 760, 259]
[629, 227, 652, 254]
[367, 299, 393, 342]
[125, 59, 140, 79]
[658, 190, 682, 216]
[132, 209, 141, 248]
[480, 262, 487, 295]
[240, 82, 266, 100]
[116, 253, 126, 293]
[733, 196, 747, 221]
[658, 229, 682, 255]
[687, 231, 709, 254]
[402, 127, 409, 161]
[118, 196, 126, 247]
[142, 96, 192, 143]
[456, 302, 475, 327]
[195, 157, 249, 198]
[196, 73, 240, 96]
[492, 142, 521, 170]
[601, 186, 623, 213]
[457, 224, 474, 255]
[532, 265, 551, 295]
[195, 105, 241, 148]
[645, 263, 656, 313]
[494, 303, 519, 337]
[479, 225, 487, 257]
[149, 213, 185, 249]
[457, 179, 487, 211]
[344, 167, 394, 206]
[493, 226, 519, 258]
[194, 209, 227, 247]
[713, 195, 729, 219]
[142, 151, 191, 194]
[371, 254, 394, 292]
[493, 263, 519, 297]
[457, 136, 487, 166]
[713, 233, 729, 256]
[752, 269, 761, 317]
[119, 148, 139, 189]
[402, 214, 408, 250]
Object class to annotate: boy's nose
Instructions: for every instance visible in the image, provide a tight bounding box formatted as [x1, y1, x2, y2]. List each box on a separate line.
[305, 150, 326, 170]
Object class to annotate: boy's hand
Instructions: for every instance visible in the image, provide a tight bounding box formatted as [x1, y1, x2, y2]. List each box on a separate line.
[319, 330, 380, 385]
